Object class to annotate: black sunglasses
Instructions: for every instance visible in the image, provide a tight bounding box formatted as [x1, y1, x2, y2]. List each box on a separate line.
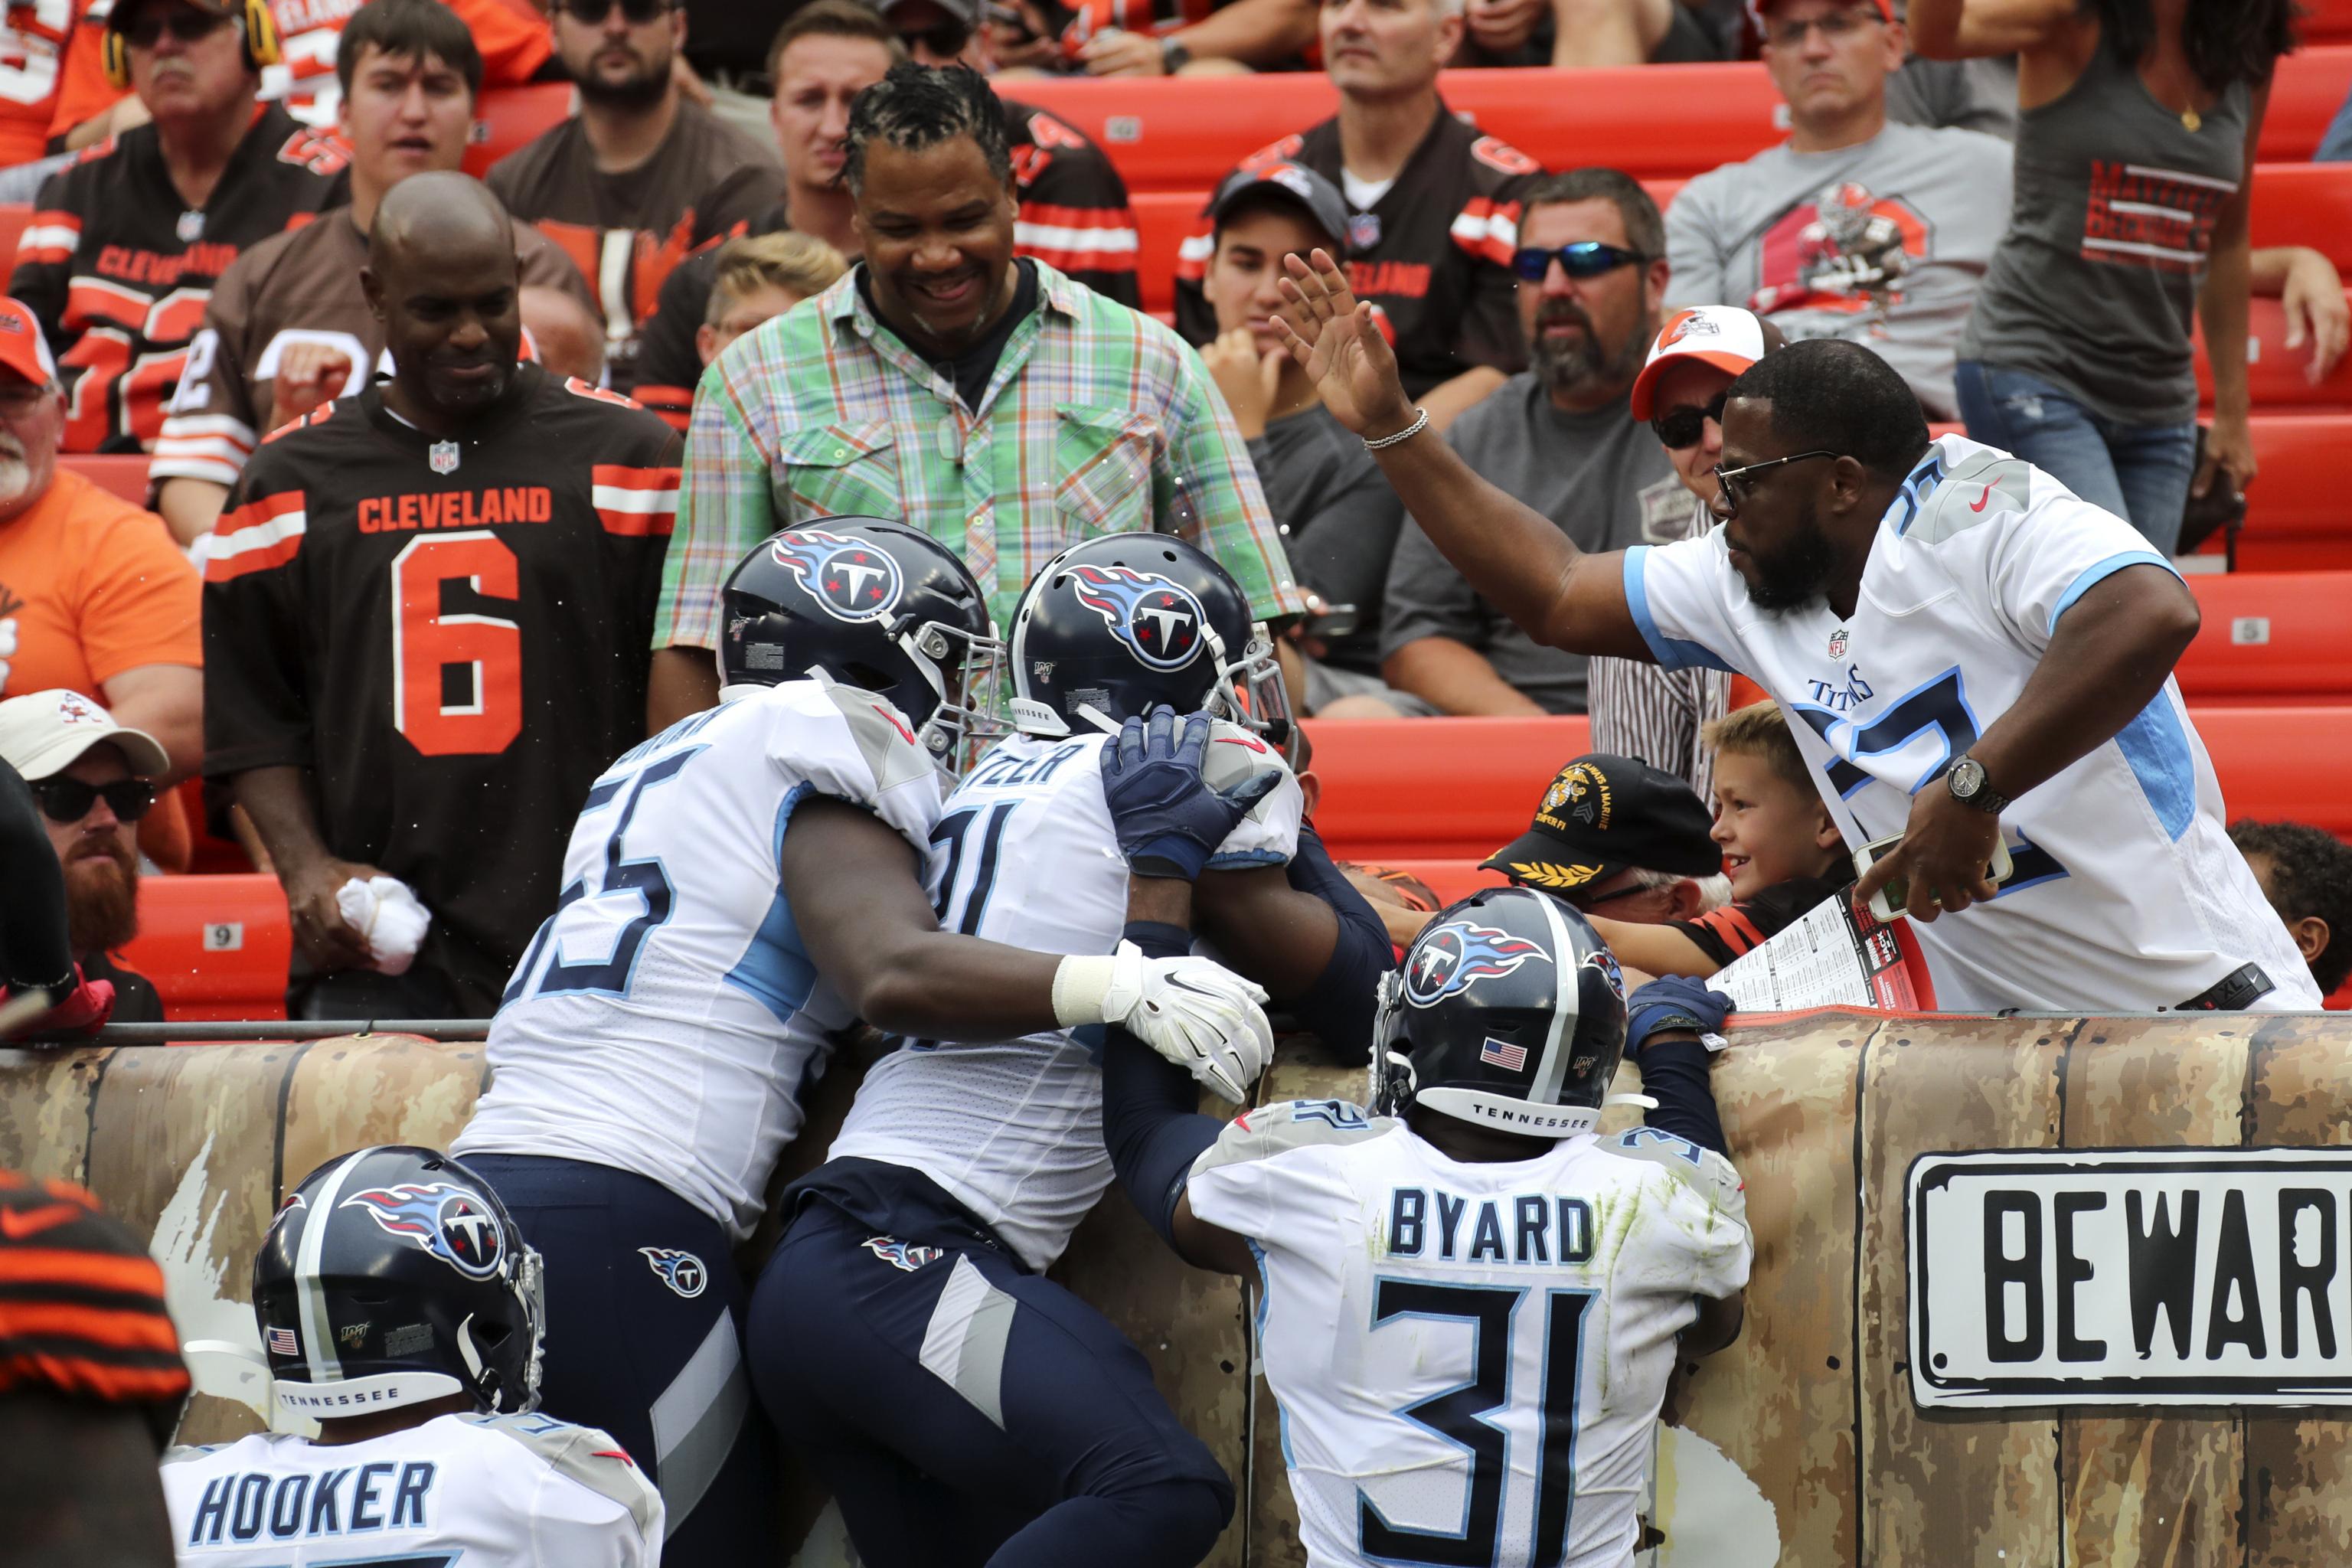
[1651, 388, 1728, 451]
[897, 18, 973, 55]
[1713, 449, 1841, 513]
[120, 7, 233, 47]
[31, 776, 156, 825]
[1510, 241, 1651, 283]
[559, 0, 671, 24]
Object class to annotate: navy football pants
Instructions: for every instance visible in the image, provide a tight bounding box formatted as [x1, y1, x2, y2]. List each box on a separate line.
[747, 1191, 1233, 1568]
[465, 1154, 773, 1566]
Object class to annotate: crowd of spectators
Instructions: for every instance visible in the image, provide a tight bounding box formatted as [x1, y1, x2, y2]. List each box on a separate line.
[0, 0, 2337, 1026]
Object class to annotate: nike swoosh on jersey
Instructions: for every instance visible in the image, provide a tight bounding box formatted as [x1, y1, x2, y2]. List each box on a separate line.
[1969, 483, 1994, 511]
[0, 1203, 86, 1240]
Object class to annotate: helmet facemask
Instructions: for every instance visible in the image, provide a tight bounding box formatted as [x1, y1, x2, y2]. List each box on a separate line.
[900, 616, 1012, 776]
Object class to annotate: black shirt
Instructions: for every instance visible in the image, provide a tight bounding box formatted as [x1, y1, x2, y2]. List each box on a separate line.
[1670, 874, 1850, 967]
[859, 259, 1040, 415]
[81, 948, 163, 1024]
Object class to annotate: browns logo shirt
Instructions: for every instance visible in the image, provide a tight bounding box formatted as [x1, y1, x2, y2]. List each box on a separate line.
[11, 103, 348, 453]
[152, 208, 596, 492]
[488, 100, 789, 391]
[201, 366, 683, 1013]
[1174, 105, 1540, 398]
[629, 98, 1139, 430]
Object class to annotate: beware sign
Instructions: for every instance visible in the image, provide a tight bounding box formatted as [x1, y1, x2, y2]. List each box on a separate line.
[1909, 1148, 2352, 1409]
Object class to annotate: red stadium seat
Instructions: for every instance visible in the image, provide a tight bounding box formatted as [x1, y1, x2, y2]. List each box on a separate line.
[466, 83, 573, 179]
[2307, 0, 2352, 44]
[0, 204, 28, 276]
[2248, 162, 2352, 266]
[57, 453, 151, 504]
[2177, 573, 2352, 704]
[118, 874, 291, 1023]
[2191, 413, 2352, 572]
[2195, 292, 2352, 407]
[1303, 716, 1590, 861]
[1353, 858, 1508, 907]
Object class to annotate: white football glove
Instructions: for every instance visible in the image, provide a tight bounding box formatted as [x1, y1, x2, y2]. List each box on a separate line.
[1053, 941, 1274, 1103]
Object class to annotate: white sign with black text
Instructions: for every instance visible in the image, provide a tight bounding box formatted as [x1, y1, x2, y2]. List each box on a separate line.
[1909, 1148, 2352, 1409]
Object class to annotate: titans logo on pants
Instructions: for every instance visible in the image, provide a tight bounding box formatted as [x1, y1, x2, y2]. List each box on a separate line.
[341, 1183, 506, 1279]
[639, 1246, 709, 1298]
[1405, 920, 1550, 1007]
[1069, 564, 1208, 671]
[769, 528, 905, 623]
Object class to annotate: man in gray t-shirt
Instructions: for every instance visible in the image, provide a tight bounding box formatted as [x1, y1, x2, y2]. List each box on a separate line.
[1381, 171, 1684, 717]
[1664, 0, 2010, 418]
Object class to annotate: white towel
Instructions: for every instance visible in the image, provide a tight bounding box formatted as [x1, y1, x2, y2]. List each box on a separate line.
[334, 875, 433, 976]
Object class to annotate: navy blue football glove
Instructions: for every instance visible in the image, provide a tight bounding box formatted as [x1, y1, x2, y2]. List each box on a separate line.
[1101, 705, 1283, 880]
[1625, 975, 1735, 1056]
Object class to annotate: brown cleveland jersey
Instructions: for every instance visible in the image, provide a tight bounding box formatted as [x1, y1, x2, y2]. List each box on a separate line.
[11, 103, 348, 452]
[487, 100, 788, 390]
[201, 366, 682, 1012]
[152, 209, 596, 493]
[1174, 106, 1539, 398]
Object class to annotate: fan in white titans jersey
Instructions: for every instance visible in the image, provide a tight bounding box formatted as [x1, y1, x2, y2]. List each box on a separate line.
[449, 520, 1276, 1565]
[163, 1145, 662, 1568]
[1278, 262, 2318, 1014]
[1097, 733, 1753, 1568]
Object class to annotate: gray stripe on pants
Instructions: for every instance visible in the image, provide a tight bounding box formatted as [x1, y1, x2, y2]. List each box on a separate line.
[648, 1311, 751, 1539]
[917, 1253, 1018, 1429]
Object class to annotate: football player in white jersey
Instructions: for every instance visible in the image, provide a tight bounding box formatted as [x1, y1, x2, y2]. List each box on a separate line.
[447, 521, 1277, 1565]
[745, 534, 1399, 1568]
[1096, 774, 1754, 1568]
[1276, 258, 2319, 1014]
[162, 1145, 663, 1567]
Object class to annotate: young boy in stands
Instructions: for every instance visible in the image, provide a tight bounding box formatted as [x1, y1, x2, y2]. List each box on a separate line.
[1588, 700, 1851, 978]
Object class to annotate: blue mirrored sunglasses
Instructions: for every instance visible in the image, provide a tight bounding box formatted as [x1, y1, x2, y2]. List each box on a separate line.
[1510, 241, 1652, 283]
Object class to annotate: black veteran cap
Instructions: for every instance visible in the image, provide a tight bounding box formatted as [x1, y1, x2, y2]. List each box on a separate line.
[1481, 754, 1722, 893]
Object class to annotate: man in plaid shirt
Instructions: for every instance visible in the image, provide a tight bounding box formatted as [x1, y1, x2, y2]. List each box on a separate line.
[649, 63, 1304, 724]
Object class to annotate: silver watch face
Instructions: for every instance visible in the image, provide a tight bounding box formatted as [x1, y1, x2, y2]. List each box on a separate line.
[1949, 758, 1985, 798]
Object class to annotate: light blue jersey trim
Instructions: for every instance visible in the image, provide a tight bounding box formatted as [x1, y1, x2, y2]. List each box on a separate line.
[2048, 550, 2179, 634]
[722, 782, 821, 1020]
[2113, 694, 2198, 842]
[1622, 547, 1736, 674]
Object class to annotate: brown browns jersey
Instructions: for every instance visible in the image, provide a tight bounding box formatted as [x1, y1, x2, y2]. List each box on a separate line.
[0, 1168, 190, 1432]
[200, 366, 682, 1012]
[1173, 105, 1540, 398]
[11, 103, 348, 453]
[487, 100, 788, 391]
[152, 209, 596, 493]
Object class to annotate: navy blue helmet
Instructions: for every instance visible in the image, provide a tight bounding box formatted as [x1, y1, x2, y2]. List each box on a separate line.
[1372, 886, 1630, 1138]
[720, 518, 1006, 766]
[252, 1146, 544, 1420]
[1005, 532, 1290, 743]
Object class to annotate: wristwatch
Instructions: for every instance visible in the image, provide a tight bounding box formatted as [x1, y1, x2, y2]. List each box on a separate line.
[1945, 754, 2009, 814]
[1159, 36, 1191, 72]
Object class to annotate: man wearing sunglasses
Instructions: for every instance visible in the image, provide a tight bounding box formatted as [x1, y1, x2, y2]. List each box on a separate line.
[0, 689, 168, 1024]
[487, 0, 786, 390]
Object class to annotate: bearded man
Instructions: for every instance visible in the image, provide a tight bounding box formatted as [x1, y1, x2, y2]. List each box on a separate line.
[0, 691, 169, 1022]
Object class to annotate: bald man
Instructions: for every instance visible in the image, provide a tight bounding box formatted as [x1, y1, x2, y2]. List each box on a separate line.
[201, 173, 686, 1021]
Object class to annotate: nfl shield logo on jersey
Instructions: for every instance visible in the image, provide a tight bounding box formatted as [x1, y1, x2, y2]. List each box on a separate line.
[769, 528, 906, 622]
[1828, 626, 1849, 659]
[1067, 564, 1208, 671]
[430, 440, 460, 475]
[639, 1246, 708, 1298]
[340, 1183, 506, 1280]
[1403, 920, 1550, 1007]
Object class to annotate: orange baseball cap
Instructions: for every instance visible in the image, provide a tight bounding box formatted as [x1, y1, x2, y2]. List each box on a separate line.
[0, 298, 57, 390]
[1628, 305, 1769, 423]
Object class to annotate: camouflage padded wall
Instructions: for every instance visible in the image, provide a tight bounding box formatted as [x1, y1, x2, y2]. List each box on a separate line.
[1, 1007, 2345, 1566]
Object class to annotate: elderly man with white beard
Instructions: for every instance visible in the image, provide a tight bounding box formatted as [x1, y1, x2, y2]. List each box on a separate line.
[0, 692, 170, 1023]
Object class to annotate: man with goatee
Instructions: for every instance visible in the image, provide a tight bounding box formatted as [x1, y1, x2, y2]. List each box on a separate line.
[0, 690, 168, 1023]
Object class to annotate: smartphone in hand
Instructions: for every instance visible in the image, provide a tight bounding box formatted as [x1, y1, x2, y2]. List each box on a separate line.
[1852, 832, 2015, 923]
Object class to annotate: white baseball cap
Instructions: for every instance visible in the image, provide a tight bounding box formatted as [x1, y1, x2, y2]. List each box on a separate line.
[1628, 305, 1772, 423]
[0, 689, 168, 781]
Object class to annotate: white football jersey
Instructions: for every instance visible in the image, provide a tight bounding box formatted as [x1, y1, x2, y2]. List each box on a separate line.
[162, 1411, 662, 1566]
[825, 724, 1303, 1272]
[453, 680, 943, 1239]
[1625, 433, 2319, 1013]
[1185, 1103, 1751, 1568]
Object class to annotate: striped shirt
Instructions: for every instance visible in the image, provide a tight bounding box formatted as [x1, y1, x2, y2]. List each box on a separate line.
[1589, 495, 1730, 799]
[655, 259, 1306, 646]
[0, 1170, 189, 1434]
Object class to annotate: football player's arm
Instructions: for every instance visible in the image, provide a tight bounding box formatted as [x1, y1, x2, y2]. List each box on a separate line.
[1277, 250, 1657, 662]
[1195, 824, 1393, 1058]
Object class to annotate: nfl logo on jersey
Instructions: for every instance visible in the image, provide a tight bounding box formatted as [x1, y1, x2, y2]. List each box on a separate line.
[430, 440, 461, 475]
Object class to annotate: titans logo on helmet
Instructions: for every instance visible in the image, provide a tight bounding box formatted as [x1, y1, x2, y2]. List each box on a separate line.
[1405, 920, 1550, 1007]
[1067, 564, 1208, 671]
[341, 1183, 506, 1280]
[769, 528, 905, 624]
[639, 1246, 708, 1299]
[1584, 945, 1626, 1001]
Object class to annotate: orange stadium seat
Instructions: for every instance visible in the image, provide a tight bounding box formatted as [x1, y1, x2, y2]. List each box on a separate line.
[117, 874, 291, 1023]
[465, 83, 574, 179]
[2220, 414, 2352, 570]
[2177, 573, 2352, 704]
[0, 204, 27, 276]
[58, 453, 151, 504]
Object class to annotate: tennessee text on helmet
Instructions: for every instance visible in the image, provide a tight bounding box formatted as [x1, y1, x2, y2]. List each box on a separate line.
[250, 1146, 545, 1421]
[718, 518, 1008, 770]
[1371, 886, 1630, 1138]
[1005, 532, 1292, 745]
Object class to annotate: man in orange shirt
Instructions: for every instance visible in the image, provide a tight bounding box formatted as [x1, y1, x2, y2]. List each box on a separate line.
[0, 296, 201, 861]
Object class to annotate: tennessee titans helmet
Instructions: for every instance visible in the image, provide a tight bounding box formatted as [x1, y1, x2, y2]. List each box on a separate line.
[719, 518, 1007, 766]
[252, 1146, 544, 1421]
[1372, 886, 1630, 1138]
[1004, 533, 1291, 743]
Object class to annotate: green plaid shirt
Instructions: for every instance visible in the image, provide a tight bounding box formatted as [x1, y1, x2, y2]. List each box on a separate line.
[655, 260, 1307, 646]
